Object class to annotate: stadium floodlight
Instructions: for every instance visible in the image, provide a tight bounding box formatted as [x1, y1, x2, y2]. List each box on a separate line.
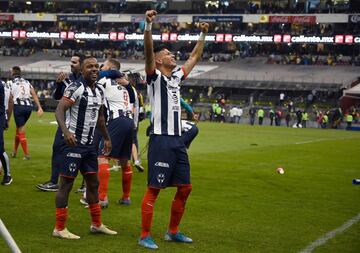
[0, 219, 21, 253]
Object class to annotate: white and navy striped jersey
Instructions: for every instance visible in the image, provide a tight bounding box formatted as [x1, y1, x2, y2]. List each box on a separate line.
[97, 77, 132, 121]
[132, 86, 139, 128]
[62, 78, 105, 145]
[8, 77, 33, 106]
[53, 73, 80, 100]
[4, 81, 10, 112]
[147, 67, 186, 136]
[0, 81, 5, 123]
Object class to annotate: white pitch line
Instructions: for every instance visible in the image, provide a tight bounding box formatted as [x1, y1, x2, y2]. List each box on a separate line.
[299, 212, 360, 253]
[295, 137, 357, 145]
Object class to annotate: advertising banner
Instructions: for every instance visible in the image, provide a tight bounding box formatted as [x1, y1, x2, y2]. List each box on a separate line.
[193, 15, 242, 22]
[57, 15, 100, 22]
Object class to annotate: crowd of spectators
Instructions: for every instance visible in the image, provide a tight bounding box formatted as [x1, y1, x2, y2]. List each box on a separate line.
[267, 53, 357, 66]
[0, 19, 349, 37]
[0, 0, 354, 15]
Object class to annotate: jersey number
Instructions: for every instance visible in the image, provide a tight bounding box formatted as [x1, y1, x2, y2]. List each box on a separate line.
[123, 92, 129, 107]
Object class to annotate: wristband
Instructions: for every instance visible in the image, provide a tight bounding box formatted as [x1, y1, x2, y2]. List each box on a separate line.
[199, 32, 206, 41]
[145, 22, 152, 31]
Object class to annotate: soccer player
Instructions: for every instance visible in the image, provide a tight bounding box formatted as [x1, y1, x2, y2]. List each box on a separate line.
[53, 56, 117, 239]
[95, 58, 135, 208]
[7, 66, 43, 160]
[36, 53, 83, 191]
[138, 9, 208, 249]
[0, 80, 12, 185]
[127, 72, 146, 172]
[180, 98, 199, 149]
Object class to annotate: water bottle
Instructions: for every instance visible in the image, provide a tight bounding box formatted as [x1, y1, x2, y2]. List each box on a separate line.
[353, 179, 360, 185]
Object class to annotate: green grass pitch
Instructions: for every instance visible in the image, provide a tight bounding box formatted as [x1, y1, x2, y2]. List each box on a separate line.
[0, 112, 359, 253]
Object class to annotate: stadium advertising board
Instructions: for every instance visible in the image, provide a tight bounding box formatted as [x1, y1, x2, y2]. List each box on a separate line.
[354, 37, 360, 43]
[0, 31, 11, 38]
[269, 15, 316, 24]
[131, 15, 178, 23]
[348, 15, 360, 23]
[0, 14, 14, 22]
[193, 15, 242, 22]
[57, 15, 100, 22]
[5, 30, 360, 44]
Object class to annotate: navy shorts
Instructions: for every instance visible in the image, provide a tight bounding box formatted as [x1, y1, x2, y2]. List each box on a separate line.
[0, 124, 4, 153]
[60, 144, 98, 178]
[147, 135, 190, 188]
[132, 127, 138, 149]
[181, 121, 199, 149]
[99, 116, 133, 160]
[52, 127, 64, 171]
[13, 105, 32, 127]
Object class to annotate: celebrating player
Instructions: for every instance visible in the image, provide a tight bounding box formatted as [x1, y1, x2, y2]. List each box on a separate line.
[53, 56, 117, 239]
[138, 9, 208, 250]
[95, 58, 136, 208]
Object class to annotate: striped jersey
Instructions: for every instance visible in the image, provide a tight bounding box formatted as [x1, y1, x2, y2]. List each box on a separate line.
[8, 77, 33, 106]
[0, 81, 5, 124]
[4, 81, 10, 111]
[53, 72, 80, 100]
[62, 77, 105, 145]
[97, 77, 132, 122]
[147, 67, 186, 136]
[132, 86, 139, 128]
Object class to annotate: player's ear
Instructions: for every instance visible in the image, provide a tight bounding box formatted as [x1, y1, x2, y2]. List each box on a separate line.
[155, 58, 162, 66]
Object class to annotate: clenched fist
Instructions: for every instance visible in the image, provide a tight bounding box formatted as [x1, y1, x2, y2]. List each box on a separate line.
[145, 10, 157, 23]
[198, 22, 209, 33]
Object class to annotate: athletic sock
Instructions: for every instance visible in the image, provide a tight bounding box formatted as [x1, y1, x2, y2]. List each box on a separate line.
[89, 203, 102, 227]
[168, 185, 192, 234]
[0, 152, 10, 176]
[13, 129, 20, 153]
[121, 164, 133, 200]
[141, 187, 160, 239]
[55, 208, 68, 231]
[19, 132, 29, 156]
[98, 163, 110, 201]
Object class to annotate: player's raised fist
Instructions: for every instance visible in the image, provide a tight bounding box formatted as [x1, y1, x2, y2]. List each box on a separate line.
[198, 22, 209, 33]
[145, 10, 157, 23]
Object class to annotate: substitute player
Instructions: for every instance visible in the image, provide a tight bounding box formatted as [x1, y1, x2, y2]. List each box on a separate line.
[53, 56, 116, 239]
[7, 66, 43, 160]
[138, 10, 208, 250]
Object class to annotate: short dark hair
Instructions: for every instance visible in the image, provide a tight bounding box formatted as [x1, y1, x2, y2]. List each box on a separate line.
[153, 43, 169, 54]
[12, 66, 21, 76]
[106, 58, 121, 70]
[73, 52, 85, 65]
[81, 56, 97, 67]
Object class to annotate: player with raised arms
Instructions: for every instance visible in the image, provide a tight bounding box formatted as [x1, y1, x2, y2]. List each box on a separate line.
[138, 9, 208, 250]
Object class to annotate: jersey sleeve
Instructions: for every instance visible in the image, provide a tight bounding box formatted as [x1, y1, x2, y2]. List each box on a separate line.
[173, 67, 186, 82]
[62, 83, 82, 103]
[146, 69, 160, 85]
[98, 85, 106, 105]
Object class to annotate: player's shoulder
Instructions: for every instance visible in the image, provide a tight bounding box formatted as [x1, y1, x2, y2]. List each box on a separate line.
[95, 82, 105, 93]
[63, 80, 83, 97]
